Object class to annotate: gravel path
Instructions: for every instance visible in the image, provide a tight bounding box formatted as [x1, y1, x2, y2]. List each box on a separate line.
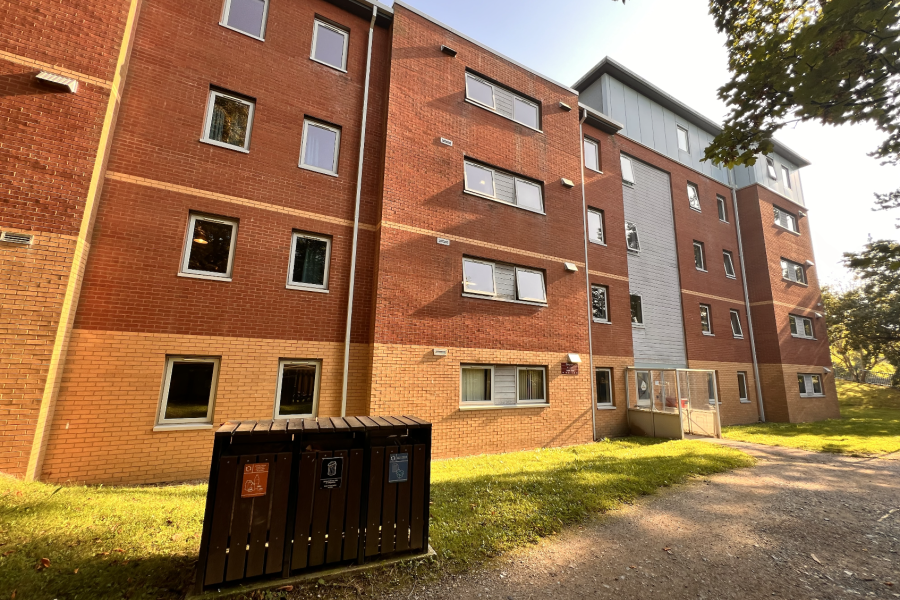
[382, 440, 900, 600]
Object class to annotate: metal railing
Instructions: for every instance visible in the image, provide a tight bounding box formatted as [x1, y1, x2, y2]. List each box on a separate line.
[834, 367, 894, 387]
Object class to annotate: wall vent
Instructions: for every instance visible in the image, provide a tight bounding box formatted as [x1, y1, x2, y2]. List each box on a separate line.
[0, 232, 34, 245]
[440, 45, 457, 57]
[35, 71, 79, 93]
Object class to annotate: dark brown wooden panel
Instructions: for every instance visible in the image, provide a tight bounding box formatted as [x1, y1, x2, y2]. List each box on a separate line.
[265, 452, 292, 575]
[253, 420, 274, 433]
[343, 416, 365, 431]
[303, 419, 319, 432]
[371, 416, 395, 429]
[357, 416, 379, 429]
[308, 451, 333, 566]
[394, 445, 412, 552]
[287, 418, 303, 433]
[291, 452, 317, 571]
[331, 418, 349, 431]
[409, 444, 427, 550]
[245, 454, 276, 577]
[203, 456, 239, 586]
[325, 450, 349, 564]
[318, 418, 334, 432]
[365, 447, 385, 556]
[270, 420, 288, 433]
[381, 449, 398, 554]
[225, 455, 256, 581]
[343, 449, 363, 560]
[235, 421, 257, 434]
[216, 421, 240, 436]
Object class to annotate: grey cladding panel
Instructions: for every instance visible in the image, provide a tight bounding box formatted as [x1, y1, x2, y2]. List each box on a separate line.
[494, 87, 515, 120]
[495, 263, 516, 300]
[623, 86, 642, 140]
[580, 79, 604, 114]
[494, 366, 516, 405]
[494, 172, 515, 205]
[623, 158, 688, 368]
[608, 77, 628, 135]
[637, 94, 655, 147]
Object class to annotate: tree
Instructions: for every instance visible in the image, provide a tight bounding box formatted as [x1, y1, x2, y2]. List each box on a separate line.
[823, 286, 889, 382]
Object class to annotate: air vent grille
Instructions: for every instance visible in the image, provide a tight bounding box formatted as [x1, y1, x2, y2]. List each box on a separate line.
[0, 232, 34, 245]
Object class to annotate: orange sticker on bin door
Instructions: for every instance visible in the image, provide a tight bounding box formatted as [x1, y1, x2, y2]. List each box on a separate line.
[241, 463, 269, 498]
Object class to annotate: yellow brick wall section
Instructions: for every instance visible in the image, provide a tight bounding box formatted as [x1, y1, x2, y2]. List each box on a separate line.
[40, 330, 372, 484]
[757, 363, 841, 423]
[590, 356, 634, 440]
[687, 360, 762, 426]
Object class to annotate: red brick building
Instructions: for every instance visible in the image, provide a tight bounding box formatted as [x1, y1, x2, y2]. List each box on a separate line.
[1, 0, 838, 483]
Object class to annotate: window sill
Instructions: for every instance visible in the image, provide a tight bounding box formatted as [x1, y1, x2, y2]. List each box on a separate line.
[286, 284, 329, 293]
[739, 400, 751, 404]
[178, 272, 233, 282]
[218, 22, 265, 42]
[627, 248, 640, 254]
[585, 167, 603, 175]
[596, 404, 616, 410]
[696, 268, 707, 273]
[622, 181, 635, 187]
[299, 164, 339, 178]
[726, 275, 736, 280]
[463, 98, 543, 133]
[200, 138, 250, 154]
[790, 334, 817, 341]
[593, 319, 612, 325]
[702, 332, 715, 336]
[462, 292, 547, 307]
[632, 323, 645, 328]
[719, 219, 729, 224]
[153, 423, 214, 432]
[459, 403, 549, 411]
[774, 224, 801, 236]
[799, 394, 826, 399]
[782, 278, 808, 287]
[690, 206, 702, 213]
[310, 56, 348, 73]
[589, 239, 607, 247]
[733, 335, 744, 340]
[462, 190, 545, 215]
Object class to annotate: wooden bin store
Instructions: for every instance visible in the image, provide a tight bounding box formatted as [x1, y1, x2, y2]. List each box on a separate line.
[195, 416, 432, 592]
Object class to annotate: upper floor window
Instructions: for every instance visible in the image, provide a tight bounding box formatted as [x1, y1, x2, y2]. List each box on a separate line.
[630, 294, 644, 325]
[687, 183, 701, 211]
[700, 304, 713, 335]
[464, 72, 540, 130]
[463, 161, 543, 213]
[781, 258, 807, 284]
[584, 138, 600, 172]
[587, 209, 605, 244]
[782, 166, 792, 189]
[462, 257, 546, 304]
[798, 373, 824, 397]
[730, 309, 743, 338]
[676, 126, 690, 152]
[221, 0, 268, 40]
[275, 360, 320, 418]
[693, 241, 706, 271]
[311, 19, 349, 71]
[300, 119, 341, 175]
[723, 250, 736, 278]
[789, 314, 815, 339]
[202, 90, 254, 152]
[766, 157, 778, 180]
[180, 213, 238, 280]
[625, 221, 641, 252]
[717, 195, 728, 222]
[620, 155, 635, 184]
[592, 285, 609, 323]
[773, 206, 799, 233]
[288, 232, 331, 291]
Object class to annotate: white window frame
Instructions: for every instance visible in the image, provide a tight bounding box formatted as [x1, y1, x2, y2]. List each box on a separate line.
[798, 373, 825, 398]
[310, 19, 349, 72]
[462, 258, 496, 296]
[464, 73, 541, 131]
[737, 371, 749, 402]
[286, 232, 331, 292]
[620, 155, 635, 184]
[766, 157, 778, 180]
[584, 137, 601, 172]
[587, 208, 605, 244]
[595, 367, 613, 407]
[156, 356, 220, 426]
[782, 165, 792, 189]
[781, 258, 807, 285]
[773, 206, 799, 233]
[512, 97, 540, 130]
[717, 195, 728, 222]
[625, 221, 641, 252]
[460, 365, 494, 405]
[299, 119, 341, 176]
[516, 366, 547, 404]
[592, 284, 609, 323]
[179, 213, 239, 281]
[730, 309, 743, 338]
[463, 161, 544, 214]
[723, 250, 736, 278]
[515, 267, 547, 303]
[789, 314, 816, 339]
[635, 370, 652, 407]
[465, 73, 496, 109]
[220, 0, 269, 40]
[687, 183, 701, 211]
[676, 125, 690, 152]
[630, 293, 644, 326]
[700, 304, 713, 335]
[201, 90, 255, 153]
[273, 359, 321, 419]
[693, 241, 706, 271]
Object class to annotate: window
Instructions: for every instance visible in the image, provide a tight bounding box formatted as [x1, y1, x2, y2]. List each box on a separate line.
[773, 206, 799, 233]
[463, 258, 547, 304]
[687, 183, 701, 211]
[798, 373, 824, 397]
[730, 309, 743, 338]
[630, 294, 643, 325]
[300, 119, 341, 175]
[311, 20, 349, 71]
[157, 357, 220, 425]
[587, 209, 605, 244]
[700, 304, 713, 335]
[274, 360, 320, 418]
[635, 370, 652, 406]
[707, 372, 717, 404]
[517, 367, 547, 403]
[180, 213, 238, 279]
[464, 73, 540, 130]
[592, 285, 609, 322]
[717, 195, 728, 222]
[782, 166, 792, 189]
[595, 368, 613, 406]
[676, 126, 690, 152]
[723, 250, 736, 278]
[584, 138, 600, 172]
[789, 314, 815, 339]
[693, 241, 706, 271]
[462, 258, 495, 296]
[515, 267, 546, 303]
[287, 232, 331, 291]
[781, 258, 807, 284]
[737, 372, 749, 402]
[220, 0, 268, 39]
[766, 157, 778, 180]
[625, 221, 641, 252]
[463, 161, 544, 212]
[620, 155, 635, 184]
[202, 90, 254, 152]
[461, 366, 493, 403]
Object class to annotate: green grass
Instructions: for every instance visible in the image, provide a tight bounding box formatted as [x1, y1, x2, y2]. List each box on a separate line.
[723, 380, 900, 456]
[0, 438, 753, 599]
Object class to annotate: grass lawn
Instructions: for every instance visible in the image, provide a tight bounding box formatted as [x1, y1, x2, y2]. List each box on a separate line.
[0, 438, 753, 600]
[723, 380, 900, 456]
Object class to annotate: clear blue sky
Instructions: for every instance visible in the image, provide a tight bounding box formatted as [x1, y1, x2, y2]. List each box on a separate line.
[386, 0, 900, 286]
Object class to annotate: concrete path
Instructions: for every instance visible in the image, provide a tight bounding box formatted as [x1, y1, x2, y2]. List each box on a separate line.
[381, 440, 900, 600]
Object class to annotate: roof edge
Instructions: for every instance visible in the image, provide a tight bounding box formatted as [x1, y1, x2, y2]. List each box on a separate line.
[579, 103, 623, 134]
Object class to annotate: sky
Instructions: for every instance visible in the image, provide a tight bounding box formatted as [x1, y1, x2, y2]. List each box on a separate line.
[383, 0, 900, 286]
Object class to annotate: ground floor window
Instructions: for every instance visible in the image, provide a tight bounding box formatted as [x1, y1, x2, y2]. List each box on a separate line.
[798, 373, 824, 397]
[737, 371, 749, 402]
[595, 368, 613, 406]
[157, 356, 220, 425]
[707, 372, 718, 404]
[275, 360, 321, 418]
[461, 364, 547, 407]
[461, 365, 493, 403]
[517, 367, 547, 403]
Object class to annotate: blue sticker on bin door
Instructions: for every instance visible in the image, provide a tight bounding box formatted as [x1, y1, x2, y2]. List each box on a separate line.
[388, 452, 409, 483]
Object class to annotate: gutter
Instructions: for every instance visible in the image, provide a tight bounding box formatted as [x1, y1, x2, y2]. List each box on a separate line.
[578, 108, 598, 440]
[340, 4, 378, 417]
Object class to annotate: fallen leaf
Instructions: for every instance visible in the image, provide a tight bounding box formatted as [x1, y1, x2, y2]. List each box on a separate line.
[166, 519, 173, 525]
[276, 586, 294, 591]
[11, 590, 16, 599]
[811, 553, 822, 564]
[630, 565, 637, 569]
[2, 550, 14, 557]
[885, 582, 894, 587]
[35, 558, 51, 571]
[114, 548, 125, 553]
[96, 552, 110, 557]
[74, 569, 79, 574]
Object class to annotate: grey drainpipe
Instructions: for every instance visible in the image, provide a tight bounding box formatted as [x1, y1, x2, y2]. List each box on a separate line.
[578, 109, 598, 439]
[730, 178, 766, 422]
[340, 4, 378, 417]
